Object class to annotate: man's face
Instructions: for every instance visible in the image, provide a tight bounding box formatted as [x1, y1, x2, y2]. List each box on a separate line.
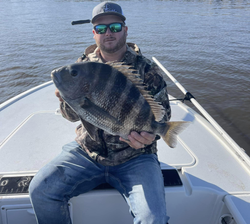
[93, 15, 128, 54]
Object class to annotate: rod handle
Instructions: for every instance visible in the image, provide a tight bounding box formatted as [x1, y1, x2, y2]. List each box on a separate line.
[71, 20, 91, 25]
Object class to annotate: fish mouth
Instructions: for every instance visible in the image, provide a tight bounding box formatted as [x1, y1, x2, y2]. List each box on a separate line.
[51, 69, 58, 83]
[51, 68, 62, 84]
[51, 69, 56, 78]
[51, 69, 69, 101]
[50, 67, 81, 101]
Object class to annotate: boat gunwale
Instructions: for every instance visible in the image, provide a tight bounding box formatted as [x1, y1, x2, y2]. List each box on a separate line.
[0, 81, 53, 112]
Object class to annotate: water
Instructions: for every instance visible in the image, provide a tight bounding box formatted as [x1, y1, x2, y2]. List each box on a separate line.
[0, 0, 249, 154]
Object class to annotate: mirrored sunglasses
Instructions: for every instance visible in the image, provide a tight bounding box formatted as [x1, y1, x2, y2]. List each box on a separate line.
[94, 23, 124, 34]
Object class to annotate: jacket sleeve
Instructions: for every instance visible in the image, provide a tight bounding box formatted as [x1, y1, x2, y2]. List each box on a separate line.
[60, 102, 80, 122]
[143, 61, 171, 122]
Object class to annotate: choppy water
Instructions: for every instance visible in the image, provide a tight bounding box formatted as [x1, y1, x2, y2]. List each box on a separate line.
[0, 0, 249, 154]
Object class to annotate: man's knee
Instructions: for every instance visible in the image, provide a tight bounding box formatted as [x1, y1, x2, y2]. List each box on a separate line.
[29, 174, 46, 202]
[28, 164, 57, 203]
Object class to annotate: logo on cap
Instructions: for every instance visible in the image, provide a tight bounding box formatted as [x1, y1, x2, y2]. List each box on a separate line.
[104, 4, 119, 13]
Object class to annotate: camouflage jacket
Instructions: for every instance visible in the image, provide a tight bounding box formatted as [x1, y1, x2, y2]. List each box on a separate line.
[60, 43, 171, 166]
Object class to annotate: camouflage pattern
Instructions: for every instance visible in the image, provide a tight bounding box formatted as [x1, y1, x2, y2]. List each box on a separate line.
[60, 43, 171, 166]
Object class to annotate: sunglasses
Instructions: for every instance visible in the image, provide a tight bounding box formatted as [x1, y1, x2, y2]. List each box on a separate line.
[94, 23, 124, 34]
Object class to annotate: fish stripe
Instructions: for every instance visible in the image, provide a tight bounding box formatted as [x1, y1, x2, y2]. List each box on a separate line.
[108, 80, 134, 133]
[103, 69, 127, 112]
[118, 84, 141, 124]
[134, 100, 151, 130]
[92, 64, 112, 93]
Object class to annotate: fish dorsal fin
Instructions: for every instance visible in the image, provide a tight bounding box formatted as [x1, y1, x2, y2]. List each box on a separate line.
[107, 62, 165, 122]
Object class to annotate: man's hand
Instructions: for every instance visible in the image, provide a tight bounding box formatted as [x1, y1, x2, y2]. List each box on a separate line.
[55, 89, 64, 102]
[119, 131, 156, 149]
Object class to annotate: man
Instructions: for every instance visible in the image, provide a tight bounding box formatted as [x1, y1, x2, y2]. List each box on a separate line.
[29, 2, 171, 224]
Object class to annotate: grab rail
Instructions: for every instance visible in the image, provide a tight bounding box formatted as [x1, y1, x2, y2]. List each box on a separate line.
[152, 57, 250, 168]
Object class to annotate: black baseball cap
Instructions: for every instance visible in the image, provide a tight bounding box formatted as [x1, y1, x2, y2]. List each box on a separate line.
[92, 2, 126, 24]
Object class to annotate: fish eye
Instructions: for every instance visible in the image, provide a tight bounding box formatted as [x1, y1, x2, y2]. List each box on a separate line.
[71, 69, 78, 77]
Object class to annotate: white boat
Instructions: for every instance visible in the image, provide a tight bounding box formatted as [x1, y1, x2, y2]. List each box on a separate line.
[0, 58, 249, 224]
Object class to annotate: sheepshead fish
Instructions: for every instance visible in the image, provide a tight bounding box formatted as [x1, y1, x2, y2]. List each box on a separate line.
[51, 61, 189, 148]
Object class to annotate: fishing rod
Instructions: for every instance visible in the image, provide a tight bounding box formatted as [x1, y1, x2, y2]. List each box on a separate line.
[71, 20, 91, 25]
[152, 57, 250, 168]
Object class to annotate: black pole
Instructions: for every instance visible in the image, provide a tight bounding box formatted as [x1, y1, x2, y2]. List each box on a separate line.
[71, 20, 91, 25]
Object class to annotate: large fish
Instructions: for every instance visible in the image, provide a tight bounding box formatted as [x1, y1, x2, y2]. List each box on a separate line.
[51, 61, 189, 148]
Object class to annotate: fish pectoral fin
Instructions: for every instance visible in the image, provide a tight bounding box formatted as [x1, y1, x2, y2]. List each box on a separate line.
[80, 97, 122, 126]
[79, 97, 91, 109]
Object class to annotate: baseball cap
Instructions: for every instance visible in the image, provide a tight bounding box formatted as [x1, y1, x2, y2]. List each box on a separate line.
[92, 2, 126, 24]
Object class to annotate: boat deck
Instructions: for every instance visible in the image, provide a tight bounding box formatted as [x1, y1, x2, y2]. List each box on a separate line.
[0, 82, 250, 224]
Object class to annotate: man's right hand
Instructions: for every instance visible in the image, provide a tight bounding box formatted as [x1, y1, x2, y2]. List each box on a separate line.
[55, 89, 64, 102]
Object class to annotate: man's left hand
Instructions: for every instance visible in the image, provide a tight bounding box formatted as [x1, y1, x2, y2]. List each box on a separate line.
[119, 132, 156, 149]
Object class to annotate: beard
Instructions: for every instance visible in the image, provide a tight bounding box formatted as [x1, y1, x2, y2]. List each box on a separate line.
[98, 31, 127, 54]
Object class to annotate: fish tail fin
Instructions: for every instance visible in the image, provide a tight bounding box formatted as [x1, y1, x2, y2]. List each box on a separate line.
[160, 121, 190, 148]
